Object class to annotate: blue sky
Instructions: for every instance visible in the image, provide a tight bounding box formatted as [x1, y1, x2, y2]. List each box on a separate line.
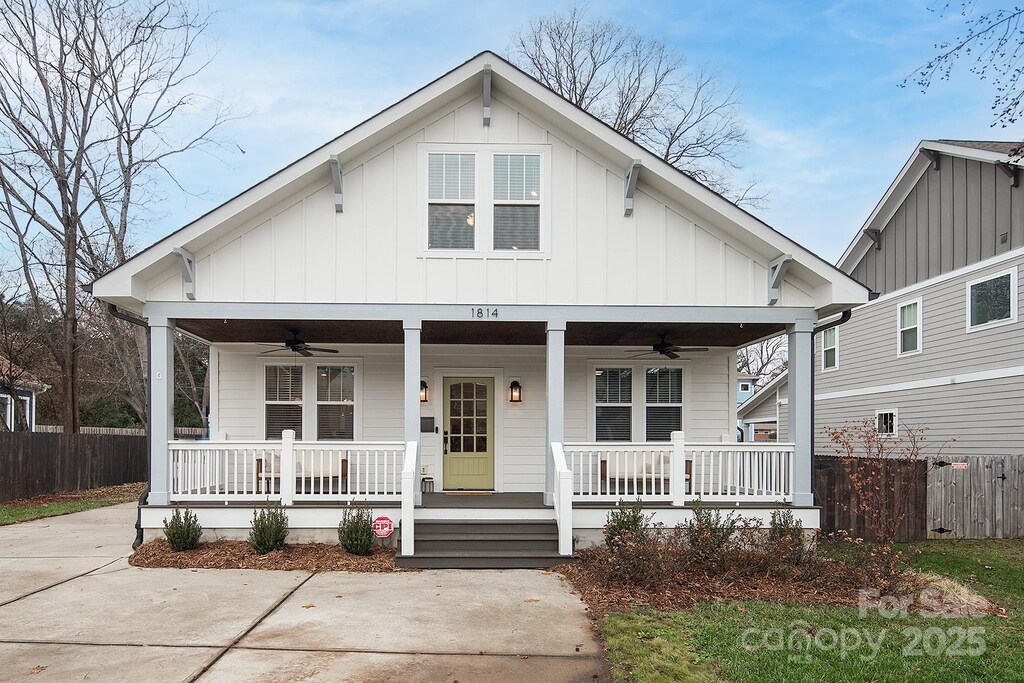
[153, 0, 1024, 262]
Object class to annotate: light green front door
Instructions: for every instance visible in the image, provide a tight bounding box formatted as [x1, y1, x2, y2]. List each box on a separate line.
[443, 377, 495, 490]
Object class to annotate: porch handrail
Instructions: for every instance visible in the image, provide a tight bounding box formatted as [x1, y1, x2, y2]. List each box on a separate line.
[550, 442, 573, 556]
[685, 441, 795, 502]
[401, 440, 417, 556]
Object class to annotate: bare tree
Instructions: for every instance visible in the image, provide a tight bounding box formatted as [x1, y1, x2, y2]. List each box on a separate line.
[0, 0, 229, 431]
[906, 3, 1024, 146]
[736, 336, 787, 385]
[509, 5, 762, 205]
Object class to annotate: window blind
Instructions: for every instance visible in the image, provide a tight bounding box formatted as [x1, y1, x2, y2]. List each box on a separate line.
[265, 365, 302, 440]
[428, 154, 474, 201]
[493, 154, 540, 201]
[428, 204, 475, 249]
[318, 405, 354, 440]
[493, 205, 539, 250]
[266, 405, 302, 440]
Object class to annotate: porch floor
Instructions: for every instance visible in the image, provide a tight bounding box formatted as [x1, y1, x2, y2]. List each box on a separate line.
[421, 492, 547, 509]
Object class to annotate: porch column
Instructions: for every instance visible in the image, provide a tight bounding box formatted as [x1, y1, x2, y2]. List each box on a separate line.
[404, 320, 422, 505]
[545, 320, 566, 506]
[149, 320, 175, 506]
[787, 320, 814, 506]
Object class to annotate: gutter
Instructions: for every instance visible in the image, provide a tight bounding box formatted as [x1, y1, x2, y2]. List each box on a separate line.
[105, 301, 152, 551]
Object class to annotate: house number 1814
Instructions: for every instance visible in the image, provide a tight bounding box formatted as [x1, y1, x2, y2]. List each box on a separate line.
[470, 307, 499, 319]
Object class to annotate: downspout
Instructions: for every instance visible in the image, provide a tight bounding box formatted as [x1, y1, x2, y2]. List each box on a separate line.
[105, 301, 151, 551]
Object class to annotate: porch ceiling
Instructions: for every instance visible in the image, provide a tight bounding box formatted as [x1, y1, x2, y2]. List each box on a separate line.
[176, 318, 784, 347]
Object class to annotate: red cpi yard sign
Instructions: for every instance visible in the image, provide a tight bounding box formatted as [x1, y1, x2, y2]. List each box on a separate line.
[372, 516, 394, 538]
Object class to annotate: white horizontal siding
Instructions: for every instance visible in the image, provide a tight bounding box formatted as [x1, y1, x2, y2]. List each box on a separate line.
[147, 92, 814, 308]
[211, 344, 736, 492]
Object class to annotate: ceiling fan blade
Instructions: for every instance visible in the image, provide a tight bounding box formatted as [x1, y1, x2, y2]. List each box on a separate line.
[302, 347, 339, 354]
[662, 351, 680, 360]
[626, 352, 658, 359]
[298, 349, 313, 357]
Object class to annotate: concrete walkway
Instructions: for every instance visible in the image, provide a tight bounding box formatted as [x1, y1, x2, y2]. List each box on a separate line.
[0, 504, 608, 682]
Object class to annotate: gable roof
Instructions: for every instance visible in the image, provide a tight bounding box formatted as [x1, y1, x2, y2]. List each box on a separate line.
[837, 139, 1022, 274]
[92, 51, 868, 312]
[737, 369, 787, 418]
[0, 356, 48, 393]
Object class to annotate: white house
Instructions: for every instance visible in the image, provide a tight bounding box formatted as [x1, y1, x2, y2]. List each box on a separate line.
[90, 52, 869, 567]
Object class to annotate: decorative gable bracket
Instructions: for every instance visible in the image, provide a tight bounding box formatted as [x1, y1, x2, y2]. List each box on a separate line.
[767, 253, 793, 306]
[921, 148, 941, 170]
[863, 228, 882, 251]
[997, 162, 1019, 188]
[482, 65, 492, 127]
[330, 154, 344, 212]
[171, 247, 196, 301]
[624, 159, 641, 216]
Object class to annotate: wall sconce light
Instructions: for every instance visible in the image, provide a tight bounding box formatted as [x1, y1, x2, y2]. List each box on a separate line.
[420, 380, 429, 403]
[509, 379, 523, 403]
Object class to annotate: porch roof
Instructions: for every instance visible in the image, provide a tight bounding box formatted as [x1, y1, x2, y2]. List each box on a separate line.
[177, 318, 784, 348]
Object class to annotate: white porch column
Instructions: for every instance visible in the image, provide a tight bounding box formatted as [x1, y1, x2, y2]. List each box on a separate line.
[787, 320, 814, 506]
[404, 320, 422, 506]
[545, 320, 566, 506]
[149, 320, 175, 506]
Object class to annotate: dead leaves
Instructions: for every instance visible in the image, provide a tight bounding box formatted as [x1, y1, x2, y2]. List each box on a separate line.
[27, 666, 46, 675]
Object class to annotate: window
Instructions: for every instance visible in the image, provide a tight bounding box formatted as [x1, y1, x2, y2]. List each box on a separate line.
[265, 365, 303, 439]
[821, 327, 838, 371]
[317, 366, 355, 440]
[595, 368, 631, 441]
[752, 424, 778, 442]
[968, 269, 1017, 331]
[645, 368, 682, 441]
[427, 153, 475, 249]
[739, 382, 751, 393]
[876, 410, 897, 437]
[898, 299, 921, 356]
[0, 394, 9, 430]
[493, 154, 540, 250]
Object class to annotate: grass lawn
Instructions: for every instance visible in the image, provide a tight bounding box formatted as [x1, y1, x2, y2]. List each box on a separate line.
[600, 540, 1024, 682]
[0, 482, 145, 526]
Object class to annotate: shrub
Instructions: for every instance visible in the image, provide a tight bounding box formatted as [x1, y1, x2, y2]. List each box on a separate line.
[338, 505, 375, 556]
[767, 509, 806, 565]
[682, 502, 740, 562]
[249, 505, 289, 554]
[162, 507, 202, 551]
[604, 499, 652, 548]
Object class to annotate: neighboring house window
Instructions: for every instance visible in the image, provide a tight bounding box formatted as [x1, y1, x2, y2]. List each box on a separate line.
[427, 153, 475, 249]
[0, 394, 9, 430]
[493, 154, 540, 250]
[317, 366, 355, 440]
[265, 365, 303, 440]
[898, 299, 921, 356]
[967, 269, 1017, 331]
[821, 327, 838, 370]
[645, 367, 682, 441]
[752, 424, 778, 442]
[739, 382, 751, 393]
[876, 410, 897, 437]
[595, 368, 632, 441]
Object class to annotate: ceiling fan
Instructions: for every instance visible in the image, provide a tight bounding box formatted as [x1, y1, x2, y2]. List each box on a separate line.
[625, 334, 708, 360]
[258, 330, 340, 357]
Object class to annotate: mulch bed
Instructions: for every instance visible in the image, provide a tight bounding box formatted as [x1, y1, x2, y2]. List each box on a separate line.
[2, 482, 146, 508]
[130, 538, 413, 572]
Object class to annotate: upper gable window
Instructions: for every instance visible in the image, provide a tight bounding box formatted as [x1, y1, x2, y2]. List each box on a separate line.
[427, 153, 476, 249]
[493, 154, 540, 251]
[967, 269, 1017, 331]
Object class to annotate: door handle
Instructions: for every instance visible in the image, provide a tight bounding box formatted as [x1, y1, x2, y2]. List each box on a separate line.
[443, 430, 449, 455]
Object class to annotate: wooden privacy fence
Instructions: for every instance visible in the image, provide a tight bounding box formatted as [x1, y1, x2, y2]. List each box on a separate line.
[0, 432, 147, 503]
[814, 454, 1024, 541]
[813, 456, 928, 542]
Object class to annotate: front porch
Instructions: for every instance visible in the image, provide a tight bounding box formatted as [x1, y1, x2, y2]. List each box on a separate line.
[142, 302, 819, 567]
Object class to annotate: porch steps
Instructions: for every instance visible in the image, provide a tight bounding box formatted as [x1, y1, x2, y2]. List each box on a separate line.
[396, 520, 569, 569]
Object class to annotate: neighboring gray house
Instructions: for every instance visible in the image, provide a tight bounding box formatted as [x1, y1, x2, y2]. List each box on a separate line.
[745, 140, 1024, 458]
[738, 370, 787, 442]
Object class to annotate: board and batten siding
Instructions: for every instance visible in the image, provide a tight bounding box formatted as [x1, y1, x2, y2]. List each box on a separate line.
[851, 154, 1024, 296]
[211, 345, 735, 492]
[144, 92, 816, 308]
[812, 252, 1023, 458]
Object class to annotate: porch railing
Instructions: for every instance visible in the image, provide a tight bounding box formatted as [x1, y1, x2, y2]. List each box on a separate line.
[168, 432, 406, 503]
[562, 433, 795, 504]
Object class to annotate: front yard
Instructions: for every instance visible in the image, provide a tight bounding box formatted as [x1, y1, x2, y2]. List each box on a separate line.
[598, 539, 1024, 682]
[0, 482, 145, 525]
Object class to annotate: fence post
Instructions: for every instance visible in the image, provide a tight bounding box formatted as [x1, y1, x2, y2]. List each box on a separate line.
[671, 431, 686, 506]
[280, 430, 295, 506]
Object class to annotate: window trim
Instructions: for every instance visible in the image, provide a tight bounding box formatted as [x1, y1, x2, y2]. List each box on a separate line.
[259, 358, 363, 442]
[821, 327, 838, 372]
[966, 267, 1018, 333]
[875, 409, 898, 438]
[419, 143, 551, 259]
[588, 361, 688, 443]
[896, 297, 923, 357]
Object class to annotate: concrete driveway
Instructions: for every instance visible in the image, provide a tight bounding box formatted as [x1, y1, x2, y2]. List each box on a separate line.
[0, 504, 608, 682]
